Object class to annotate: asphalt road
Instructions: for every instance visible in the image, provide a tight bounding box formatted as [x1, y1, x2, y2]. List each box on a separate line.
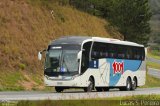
[148, 68, 160, 79]
[147, 57, 160, 64]
[0, 88, 160, 101]
[147, 57, 160, 79]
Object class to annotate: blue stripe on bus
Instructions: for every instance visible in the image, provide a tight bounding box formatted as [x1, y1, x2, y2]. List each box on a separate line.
[106, 59, 142, 86]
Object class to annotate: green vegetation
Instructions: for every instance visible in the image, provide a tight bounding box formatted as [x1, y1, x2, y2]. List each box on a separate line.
[0, 71, 24, 91]
[109, 0, 151, 45]
[1, 95, 159, 106]
[148, 46, 160, 60]
[147, 61, 160, 70]
[29, 0, 152, 45]
[142, 74, 160, 88]
[0, 70, 45, 91]
[68, 0, 152, 45]
[96, 94, 160, 100]
[142, 61, 160, 88]
[19, 63, 26, 70]
[148, 53, 160, 60]
[149, 0, 160, 44]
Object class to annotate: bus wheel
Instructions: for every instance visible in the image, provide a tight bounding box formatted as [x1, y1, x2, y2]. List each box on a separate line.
[55, 87, 64, 93]
[131, 78, 137, 90]
[84, 77, 94, 92]
[126, 77, 132, 91]
[96, 87, 103, 92]
[119, 77, 132, 91]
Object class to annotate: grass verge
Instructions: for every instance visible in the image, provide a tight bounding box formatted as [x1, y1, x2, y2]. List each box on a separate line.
[148, 52, 160, 60]
[142, 74, 160, 88]
[147, 61, 160, 70]
[0, 71, 25, 91]
[1, 95, 159, 106]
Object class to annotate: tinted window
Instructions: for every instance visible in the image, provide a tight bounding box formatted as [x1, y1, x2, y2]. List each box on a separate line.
[133, 47, 145, 60]
[91, 42, 145, 60]
[91, 42, 107, 59]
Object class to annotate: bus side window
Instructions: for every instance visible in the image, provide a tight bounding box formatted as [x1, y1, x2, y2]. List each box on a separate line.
[133, 47, 143, 60]
[99, 43, 107, 58]
[108, 44, 113, 58]
[105, 52, 108, 57]
[138, 47, 145, 60]
[91, 42, 108, 59]
[125, 46, 133, 60]
[108, 44, 117, 58]
[117, 45, 125, 59]
[134, 47, 139, 60]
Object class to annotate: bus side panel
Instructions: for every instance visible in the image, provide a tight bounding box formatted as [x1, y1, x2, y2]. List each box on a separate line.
[79, 59, 110, 87]
[106, 59, 146, 87]
[92, 59, 110, 87]
[83, 58, 146, 88]
[135, 61, 146, 86]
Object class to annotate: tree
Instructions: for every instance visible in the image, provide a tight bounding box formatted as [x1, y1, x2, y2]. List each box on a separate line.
[108, 0, 152, 45]
[69, 0, 152, 45]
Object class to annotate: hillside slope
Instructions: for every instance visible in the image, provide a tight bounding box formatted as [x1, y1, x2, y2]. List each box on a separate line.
[0, 0, 122, 90]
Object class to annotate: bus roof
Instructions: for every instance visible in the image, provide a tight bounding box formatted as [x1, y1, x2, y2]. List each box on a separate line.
[50, 36, 144, 47]
[50, 36, 91, 45]
[92, 37, 144, 47]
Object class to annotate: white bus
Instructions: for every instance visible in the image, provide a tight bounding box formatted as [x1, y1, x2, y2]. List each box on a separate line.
[38, 36, 146, 92]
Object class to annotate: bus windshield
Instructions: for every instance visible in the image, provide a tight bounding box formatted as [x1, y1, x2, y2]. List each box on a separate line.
[45, 45, 80, 76]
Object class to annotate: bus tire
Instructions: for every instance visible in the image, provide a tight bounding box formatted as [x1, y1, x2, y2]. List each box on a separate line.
[84, 77, 94, 92]
[119, 77, 132, 91]
[126, 77, 132, 91]
[131, 77, 137, 90]
[96, 87, 103, 92]
[55, 87, 64, 93]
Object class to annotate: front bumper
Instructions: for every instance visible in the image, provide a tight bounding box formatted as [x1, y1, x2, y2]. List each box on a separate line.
[44, 76, 88, 87]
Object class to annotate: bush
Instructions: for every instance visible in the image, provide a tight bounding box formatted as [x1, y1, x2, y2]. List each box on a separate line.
[19, 63, 26, 70]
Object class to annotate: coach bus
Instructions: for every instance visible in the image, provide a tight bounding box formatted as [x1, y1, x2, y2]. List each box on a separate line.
[38, 36, 146, 92]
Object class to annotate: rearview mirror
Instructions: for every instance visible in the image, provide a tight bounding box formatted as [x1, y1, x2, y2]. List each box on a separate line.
[38, 52, 42, 60]
[38, 49, 46, 60]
